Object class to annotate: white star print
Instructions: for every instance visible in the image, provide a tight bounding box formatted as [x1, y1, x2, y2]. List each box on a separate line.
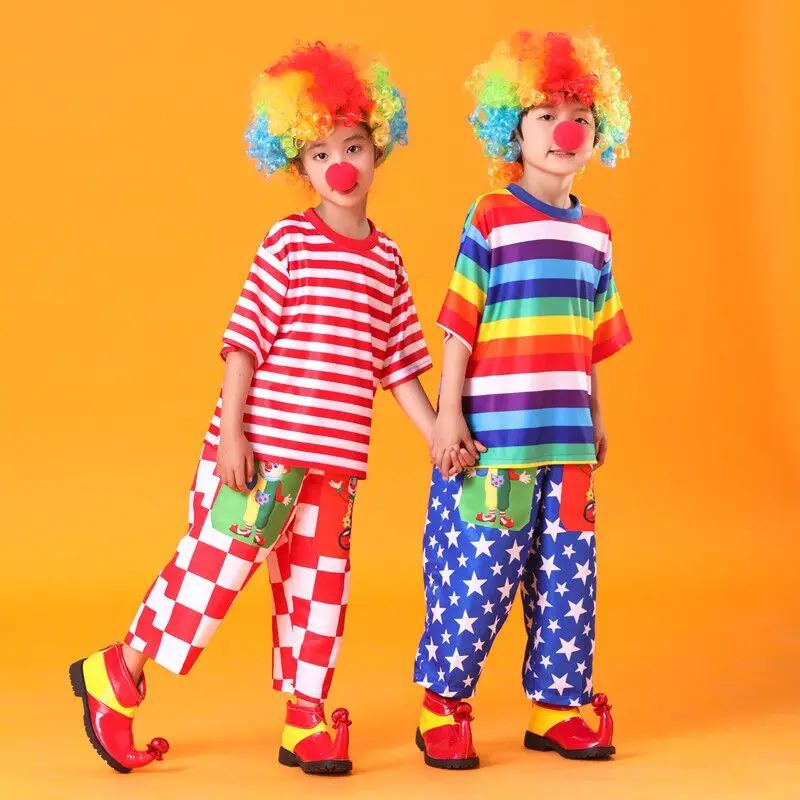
[532, 690, 544, 702]
[498, 578, 514, 600]
[574, 560, 592, 584]
[431, 496, 442, 510]
[452, 487, 462, 507]
[585, 676, 593, 695]
[463, 675, 474, 688]
[555, 582, 569, 597]
[533, 627, 544, 647]
[517, 564, 526, 578]
[547, 619, 561, 633]
[436, 546, 444, 559]
[448, 591, 460, 606]
[490, 561, 503, 576]
[437, 668, 445, 681]
[463, 572, 487, 596]
[419, 675, 433, 688]
[549, 673, 573, 695]
[562, 544, 575, 559]
[473, 638, 485, 652]
[543, 517, 565, 540]
[556, 637, 580, 661]
[565, 598, 588, 622]
[431, 601, 445, 624]
[525, 654, 532, 672]
[445, 648, 467, 672]
[457, 554, 468, 568]
[578, 530, 594, 543]
[590, 638, 596, 655]
[428, 534, 438, 548]
[471, 533, 495, 557]
[576, 661, 587, 675]
[441, 630, 452, 644]
[506, 540, 525, 563]
[488, 616, 500, 636]
[455, 610, 478, 634]
[422, 550, 428, 568]
[439, 564, 454, 586]
[481, 599, 495, 615]
[540, 554, 560, 578]
[425, 639, 438, 661]
[570, 697, 582, 707]
[445, 525, 460, 548]
[541, 654, 552, 668]
[583, 623, 592, 636]
[441, 506, 451, 521]
[548, 481, 563, 502]
[442, 688, 456, 698]
[536, 591, 552, 612]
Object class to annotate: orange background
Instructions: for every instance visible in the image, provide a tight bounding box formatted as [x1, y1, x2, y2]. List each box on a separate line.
[2, 1, 799, 797]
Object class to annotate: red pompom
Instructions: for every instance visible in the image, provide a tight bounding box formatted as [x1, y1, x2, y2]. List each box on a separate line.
[331, 707, 352, 727]
[147, 737, 170, 759]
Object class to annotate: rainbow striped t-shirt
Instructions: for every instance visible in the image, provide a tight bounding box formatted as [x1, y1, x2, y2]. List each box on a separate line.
[438, 185, 632, 468]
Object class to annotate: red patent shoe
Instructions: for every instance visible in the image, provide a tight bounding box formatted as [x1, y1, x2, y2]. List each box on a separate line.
[524, 693, 615, 760]
[69, 643, 169, 773]
[278, 701, 352, 775]
[416, 690, 479, 770]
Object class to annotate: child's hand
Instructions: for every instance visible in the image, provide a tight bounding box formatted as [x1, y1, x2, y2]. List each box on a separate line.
[216, 430, 254, 493]
[430, 411, 486, 476]
[519, 471, 532, 485]
[593, 418, 608, 469]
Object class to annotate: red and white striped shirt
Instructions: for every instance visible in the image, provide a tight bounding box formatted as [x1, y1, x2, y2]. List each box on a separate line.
[206, 209, 432, 479]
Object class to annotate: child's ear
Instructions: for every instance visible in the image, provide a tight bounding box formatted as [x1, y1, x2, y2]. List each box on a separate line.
[374, 146, 386, 167]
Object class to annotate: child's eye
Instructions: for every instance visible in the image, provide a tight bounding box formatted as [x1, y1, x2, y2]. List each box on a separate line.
[576, 117, 592, 126]
[313, 152, 329, 161]
[347, 144, 362, 154]
[539, 114, 555, 121]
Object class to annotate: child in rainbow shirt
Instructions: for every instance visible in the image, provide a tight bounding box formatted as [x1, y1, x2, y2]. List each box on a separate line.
[413, 31, 633, 768]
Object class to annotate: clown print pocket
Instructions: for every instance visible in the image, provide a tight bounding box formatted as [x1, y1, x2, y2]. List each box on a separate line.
[459, 467, 536, 532]
[559, 465, 596, 533]
[209, 460, 305, 549]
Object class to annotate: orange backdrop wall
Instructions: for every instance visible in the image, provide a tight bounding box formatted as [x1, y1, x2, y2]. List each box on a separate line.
[2, 1, 798, 797]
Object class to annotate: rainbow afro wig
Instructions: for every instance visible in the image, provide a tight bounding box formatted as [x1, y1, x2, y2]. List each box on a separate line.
[245, 41, 409, 179]
[467, 31, 631, 185]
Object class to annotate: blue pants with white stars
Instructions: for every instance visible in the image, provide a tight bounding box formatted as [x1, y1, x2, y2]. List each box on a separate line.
[413, 464, 598, 707]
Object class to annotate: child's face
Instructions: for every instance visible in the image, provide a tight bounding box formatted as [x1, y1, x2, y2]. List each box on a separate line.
[299, 123, 379, 208]
[516, 99, 596, 178]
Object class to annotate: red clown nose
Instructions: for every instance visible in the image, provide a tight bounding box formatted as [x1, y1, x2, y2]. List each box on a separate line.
[326, 162, 358, 192]
[553, 121, 586, 152]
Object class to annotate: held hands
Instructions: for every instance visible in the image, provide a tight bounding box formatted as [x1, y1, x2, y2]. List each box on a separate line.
[430, 410, 487, 477]
[215, 429, 254, 493]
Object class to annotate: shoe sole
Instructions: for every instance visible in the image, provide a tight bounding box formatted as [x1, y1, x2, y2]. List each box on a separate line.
[278, 747, 352, 775]
[524, 731, 615, 760]
[415, 729, 480, 770]
[69, 659, 131, 774]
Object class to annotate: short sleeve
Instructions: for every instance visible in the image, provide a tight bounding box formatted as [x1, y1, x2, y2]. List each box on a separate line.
[592, 247, 632, 364]
[436, 202, 491, 352]
[221, 228, 290, 368]
[379, 259, 433, 390]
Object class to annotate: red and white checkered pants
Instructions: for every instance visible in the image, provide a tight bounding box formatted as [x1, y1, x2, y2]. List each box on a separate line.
[126, 444, 356, 703]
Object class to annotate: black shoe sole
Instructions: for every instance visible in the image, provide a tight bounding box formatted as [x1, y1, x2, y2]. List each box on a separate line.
[278, 747, 352, 775]
[524, 730, 615, 760]
[69, 659, 131, 774]
[415, 729, 480, 770]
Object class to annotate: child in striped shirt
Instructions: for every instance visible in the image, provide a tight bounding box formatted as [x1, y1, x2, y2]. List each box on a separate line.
[69, 42, 456, 777]
[413, 31, 633, 769]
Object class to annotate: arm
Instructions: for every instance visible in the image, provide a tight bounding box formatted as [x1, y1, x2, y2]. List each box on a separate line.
[217, 350, 256, 492]
[590, 365, 608, 468]
[390, 377, 437, 445]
